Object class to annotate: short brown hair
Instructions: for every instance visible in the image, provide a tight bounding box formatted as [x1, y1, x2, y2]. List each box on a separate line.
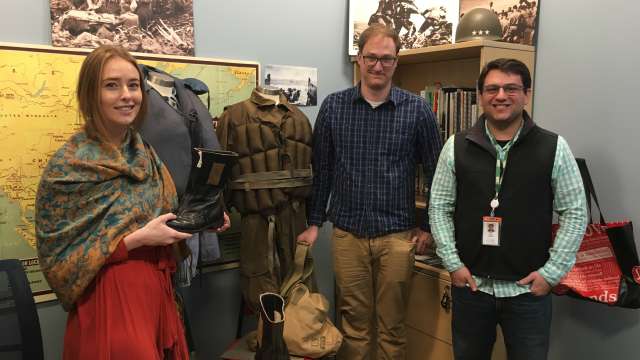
[358, 23, 401, 54]
[477, 58, 532, 94]
[76, 45, 147, 143]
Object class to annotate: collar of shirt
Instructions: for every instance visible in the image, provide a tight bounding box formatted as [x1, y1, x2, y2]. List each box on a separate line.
[484, 119, 524, 154]
[249, 88, 296, 112]
[465, 110, 536, 157]
[350, 84, 409, 109]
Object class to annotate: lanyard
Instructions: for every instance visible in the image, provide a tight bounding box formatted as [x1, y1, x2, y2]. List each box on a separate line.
[485, 121, 523, 216]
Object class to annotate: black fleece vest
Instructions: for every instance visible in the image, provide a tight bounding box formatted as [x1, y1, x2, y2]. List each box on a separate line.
[453, 117, 558, 281]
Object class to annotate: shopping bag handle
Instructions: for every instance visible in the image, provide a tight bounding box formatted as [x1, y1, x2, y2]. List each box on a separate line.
[575, 158, 606, 225]
[280, 243, 314, 297]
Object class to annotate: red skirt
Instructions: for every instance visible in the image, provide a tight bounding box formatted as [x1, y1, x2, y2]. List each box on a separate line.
[63, 245, 188, 360]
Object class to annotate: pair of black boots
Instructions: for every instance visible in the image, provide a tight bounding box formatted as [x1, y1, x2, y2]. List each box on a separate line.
[167, 148, 238, 233]
[256, 292, 289, 360]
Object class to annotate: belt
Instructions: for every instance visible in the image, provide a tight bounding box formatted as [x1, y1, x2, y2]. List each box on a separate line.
[231, 169, 312, 191]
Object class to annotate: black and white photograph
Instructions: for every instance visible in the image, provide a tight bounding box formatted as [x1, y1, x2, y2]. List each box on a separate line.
[460, 0, 539, 45]
[264, 64, 318, 107]
[348, 0, 459, 55]
[50, 0, 195, 55]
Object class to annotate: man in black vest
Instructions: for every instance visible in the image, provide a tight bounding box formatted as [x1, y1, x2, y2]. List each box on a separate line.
[429, 58, 587, 360]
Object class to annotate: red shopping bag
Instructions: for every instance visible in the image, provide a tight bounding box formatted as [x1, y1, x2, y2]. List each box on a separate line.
[552, 223, 622, 304]
[552, 159, 640, 308]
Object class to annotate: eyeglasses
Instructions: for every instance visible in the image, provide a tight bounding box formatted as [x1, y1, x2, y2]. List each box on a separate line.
[482, 84, 525, 96]
[361, 55, 397, 68]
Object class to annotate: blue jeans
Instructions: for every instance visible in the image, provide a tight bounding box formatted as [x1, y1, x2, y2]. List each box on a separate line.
[451, 286, 552, 360]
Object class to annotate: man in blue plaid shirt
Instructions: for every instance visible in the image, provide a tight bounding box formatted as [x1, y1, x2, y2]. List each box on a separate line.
[297, 24, 442, 359]
[429, 58, 588, 360]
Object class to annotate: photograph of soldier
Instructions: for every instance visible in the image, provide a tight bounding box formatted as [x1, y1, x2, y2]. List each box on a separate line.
[460, 0, 539, 45]
[263, 64, 318, 106]
[348, 0, 459, 55]
[50, 0, 195, 55]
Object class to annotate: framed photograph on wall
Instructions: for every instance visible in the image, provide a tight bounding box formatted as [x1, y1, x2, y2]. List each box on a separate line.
[49, 0, 196, 55]
[348, 0, 460, 55]
[459, 0, 539, 46]
[264, 64, 318, 106]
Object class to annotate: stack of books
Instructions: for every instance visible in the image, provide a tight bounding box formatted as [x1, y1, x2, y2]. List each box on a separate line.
[420, 84, 478, 142]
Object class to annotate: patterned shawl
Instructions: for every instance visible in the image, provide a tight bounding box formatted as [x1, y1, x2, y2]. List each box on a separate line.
[35, 130, 179, 311]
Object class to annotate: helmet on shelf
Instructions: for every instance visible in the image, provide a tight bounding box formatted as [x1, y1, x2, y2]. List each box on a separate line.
[455, 8, 503, 43]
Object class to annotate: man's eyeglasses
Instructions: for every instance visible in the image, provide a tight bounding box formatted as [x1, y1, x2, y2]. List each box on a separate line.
[361, 55, 397, 68]
[482, 84, 525, 96]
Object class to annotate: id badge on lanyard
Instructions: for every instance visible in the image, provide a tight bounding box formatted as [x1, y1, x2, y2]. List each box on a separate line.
[482, 121, 522, 247]
[482, 135, 516, 247]
[482, 216, 502, 246]
[483, 164, 504, 247]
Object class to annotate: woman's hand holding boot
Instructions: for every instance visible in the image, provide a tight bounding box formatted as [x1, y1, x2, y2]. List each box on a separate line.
[123, 213, 192, 250]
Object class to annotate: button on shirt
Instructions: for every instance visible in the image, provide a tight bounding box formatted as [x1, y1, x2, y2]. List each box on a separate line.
[308, 85, 442, 238]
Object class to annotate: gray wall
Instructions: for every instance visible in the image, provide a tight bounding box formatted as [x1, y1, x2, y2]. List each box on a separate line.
[1, 0, 350, 358]
[5, 0, 640, 359]
[535, 0, 640, 358]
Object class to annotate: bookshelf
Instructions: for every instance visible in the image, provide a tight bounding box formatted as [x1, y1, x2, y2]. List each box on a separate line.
[353, 39, 535, 360]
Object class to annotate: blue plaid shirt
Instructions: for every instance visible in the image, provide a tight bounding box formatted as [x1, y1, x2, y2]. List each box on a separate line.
[308, 85, 442, 238]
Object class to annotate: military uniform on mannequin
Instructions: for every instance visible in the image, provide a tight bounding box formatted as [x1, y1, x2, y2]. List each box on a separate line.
[215, 86, 314, 312]
[138, 65, 228, 355]
[139, 65, 224, 284]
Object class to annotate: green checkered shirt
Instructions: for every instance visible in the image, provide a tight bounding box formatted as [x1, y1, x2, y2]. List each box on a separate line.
[429, 125, 588, 298]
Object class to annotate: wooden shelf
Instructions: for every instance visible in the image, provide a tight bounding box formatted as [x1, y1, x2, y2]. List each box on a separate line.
[397, 40, 534, 65]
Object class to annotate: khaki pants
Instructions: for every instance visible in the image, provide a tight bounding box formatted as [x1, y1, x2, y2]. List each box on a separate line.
[332, 227, 415, 360]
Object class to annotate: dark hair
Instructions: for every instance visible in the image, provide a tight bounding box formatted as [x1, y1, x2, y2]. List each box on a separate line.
[477, 58, 532, 93]
[358, 23, 401, 54]
[77, 45, 147, 143]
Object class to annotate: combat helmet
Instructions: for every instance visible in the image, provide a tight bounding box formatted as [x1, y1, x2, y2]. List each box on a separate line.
[455, 8, 503, 43]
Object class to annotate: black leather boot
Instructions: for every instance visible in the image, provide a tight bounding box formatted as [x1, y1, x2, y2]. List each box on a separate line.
[167, 148, 238, 233]
[256, 292, 288, 360]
